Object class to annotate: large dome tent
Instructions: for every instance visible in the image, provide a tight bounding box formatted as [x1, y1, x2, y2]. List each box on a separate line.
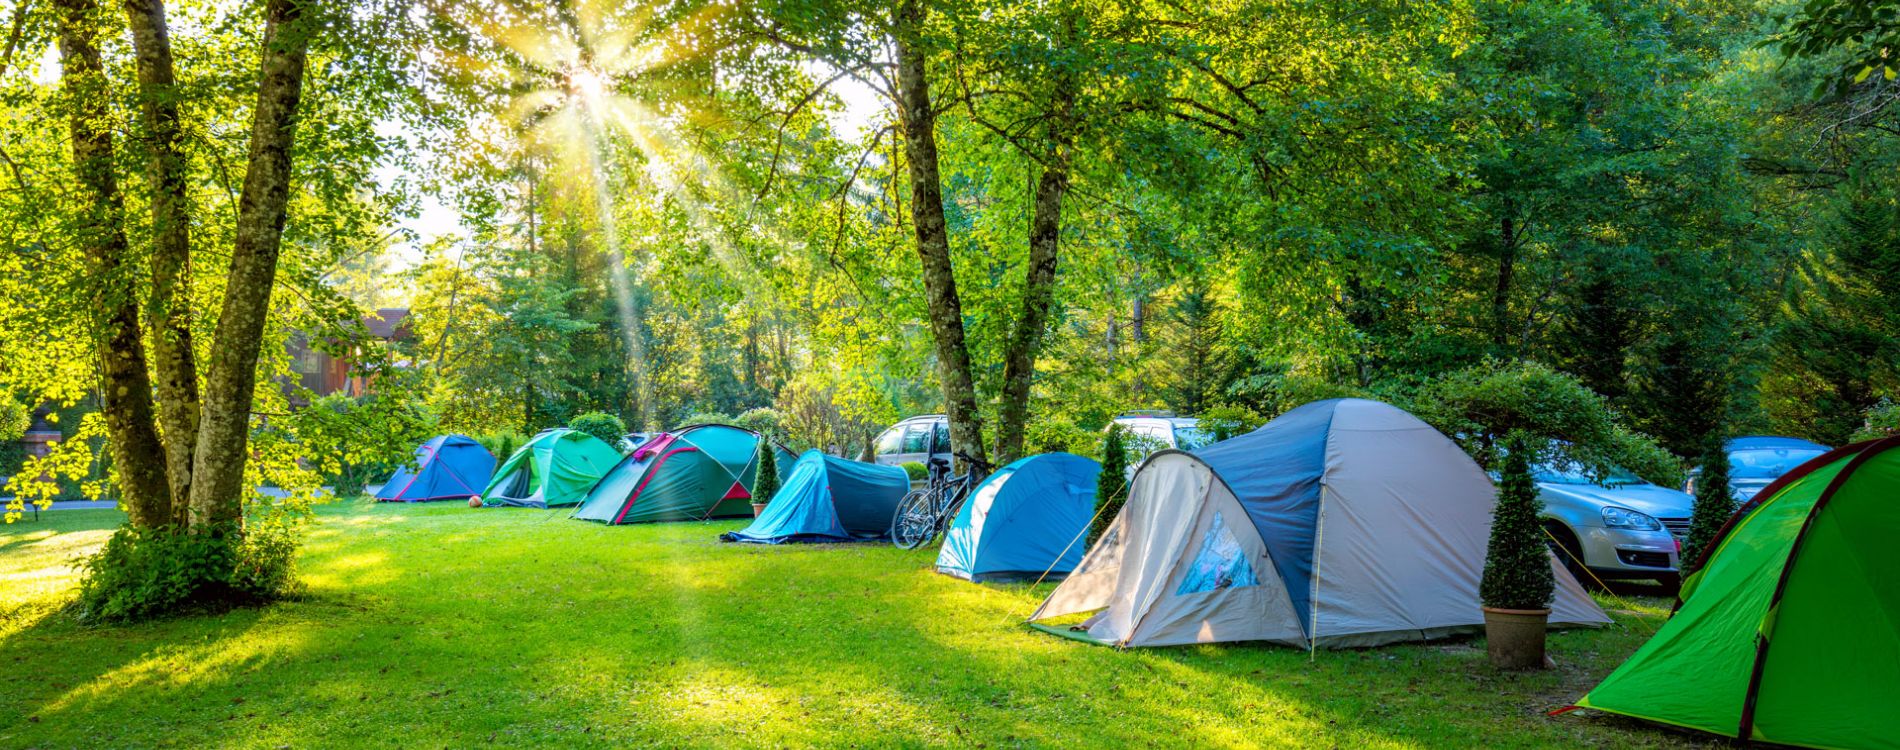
[1030, 398, 1607, 649]
[936, 453, 1101, 582]
[481, 428, 621, 509]
[1567, 438, 1900, 748]
[374, 434, 496, 502]
[572, 424, 798, 525]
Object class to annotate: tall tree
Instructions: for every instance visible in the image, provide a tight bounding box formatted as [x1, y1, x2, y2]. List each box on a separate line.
[892, 0, 986, 471]
[54, 0, 173, 528]
[124, 0, 200, 526]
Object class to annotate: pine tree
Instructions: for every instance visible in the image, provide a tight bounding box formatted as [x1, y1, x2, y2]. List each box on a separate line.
[754, 443, 780, 504]
[1092, 425, 1128, 543]
[1480, 433, 1554, 610]
[1681, 436, 1734, 575]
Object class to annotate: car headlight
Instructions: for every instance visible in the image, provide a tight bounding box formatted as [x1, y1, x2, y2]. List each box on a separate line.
[1601, 506, 1662, 530]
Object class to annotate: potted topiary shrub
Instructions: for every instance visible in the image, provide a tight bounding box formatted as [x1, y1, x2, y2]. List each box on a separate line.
[753, 443, 780, 516]
[1481, 431, 1556, 669]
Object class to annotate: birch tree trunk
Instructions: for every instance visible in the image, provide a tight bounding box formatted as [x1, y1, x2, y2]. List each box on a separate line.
[893, 0, 987, 472]
[188, 0, 316, 531]
[124, 0, 201, 527]
[56, 0, 174, 528]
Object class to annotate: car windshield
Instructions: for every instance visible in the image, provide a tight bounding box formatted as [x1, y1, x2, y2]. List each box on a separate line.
[1729, 448, 1825, 479]
[1532, 461, 1646, 487]
[1173, 426, 1214, 451]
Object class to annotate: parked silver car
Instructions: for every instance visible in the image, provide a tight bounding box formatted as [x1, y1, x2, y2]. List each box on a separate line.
[1110, 413, 1214, 472]
[870, 415, 950, 468]
[1535, 463, 1693, 588]
[1685, 435, 1830, 500]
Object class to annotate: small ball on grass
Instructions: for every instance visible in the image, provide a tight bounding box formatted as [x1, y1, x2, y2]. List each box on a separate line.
[468, 496, 483, 508]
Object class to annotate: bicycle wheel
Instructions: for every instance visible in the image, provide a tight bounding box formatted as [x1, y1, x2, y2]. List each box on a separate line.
[891, 489, 938, 550]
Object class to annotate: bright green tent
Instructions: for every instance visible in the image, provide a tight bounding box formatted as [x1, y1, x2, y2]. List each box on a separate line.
[1571, 438, 1900, 749]
[481, 428, 621, 508]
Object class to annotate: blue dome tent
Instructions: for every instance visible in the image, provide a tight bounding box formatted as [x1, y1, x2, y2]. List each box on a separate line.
[936, 453, 1101, 582]
[374, 435, 496, 502]
[1030, 398, 1609, 649]
[720, 451, 910, 544]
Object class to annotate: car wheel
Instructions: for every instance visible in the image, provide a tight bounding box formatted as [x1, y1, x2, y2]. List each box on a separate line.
[1543, 521, 1594, 590]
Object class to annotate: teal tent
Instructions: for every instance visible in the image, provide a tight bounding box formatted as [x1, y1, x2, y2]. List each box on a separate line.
[481, 428, 621, 508]
[720, 451, 910, 543]
[937, 453, 1100, 582]
[573, 424, 797, 525]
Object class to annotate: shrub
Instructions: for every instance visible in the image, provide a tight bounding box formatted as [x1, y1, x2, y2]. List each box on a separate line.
[75, 501, 309, 622]
[1479, 432, 1554, 611]
[0, 398, 27, 442]
[1411, 358, 1683, 486]
[1681, 437, 1735, 575]
[734, 408, 785, 439]
[899, 461, 928, 481]
[1024, 417, 1096, 457]
[1092, 425, 1129, 543]
[1197, 404, 1264, 442]
[1853, 399, 1900, 441]
[568, 412, 628, 447]
[475, 430, 528, 461]
[755, 444, 781, 503]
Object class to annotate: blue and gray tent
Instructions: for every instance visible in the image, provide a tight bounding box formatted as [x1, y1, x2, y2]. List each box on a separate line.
[936, 453, 1100, 582]
[374, 434, 496, 502]
[1030, 398, 1608, 649]
[720, 451, 910, 544]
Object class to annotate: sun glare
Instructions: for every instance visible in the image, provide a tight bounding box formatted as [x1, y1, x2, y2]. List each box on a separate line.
[565, 65, 608, 107]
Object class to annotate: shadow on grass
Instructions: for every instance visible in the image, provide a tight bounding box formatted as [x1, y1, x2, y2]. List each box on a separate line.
[0, 505, 1700, 748]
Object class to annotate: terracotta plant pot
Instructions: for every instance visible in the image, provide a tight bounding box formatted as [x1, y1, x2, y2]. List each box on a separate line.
[1483, 607, 1550, 670]
[751, 503, 768, 517]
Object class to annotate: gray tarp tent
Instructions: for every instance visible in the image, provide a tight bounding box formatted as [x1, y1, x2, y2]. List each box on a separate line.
[1030, 398, 1608, 649]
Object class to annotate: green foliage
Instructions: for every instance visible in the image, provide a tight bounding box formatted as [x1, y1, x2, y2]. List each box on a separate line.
[1480, 432, 1555, 611]
[568, 412, 629, 448]
[474, 431, 530, 462]
[1772, 190, 1900, 445]
[291, 391, 438, 497]
[1092, 425, 1129, 543]
[1197, 405, 1264, 442]
[754, 444, 780, 504]
[1775, 0, 1900, 97]
[75, 502, 309, 623]
[1854, 399, 1900, 441]
[899, 461, 929, 481]
[1681, 438, 1736, 576]
[734, 408, 786, 440]
[1024, 417, 1098, 458]
[675, 412, 736, 429]
[1412, 359, 1683, 487]
[0, 397, 27, 442]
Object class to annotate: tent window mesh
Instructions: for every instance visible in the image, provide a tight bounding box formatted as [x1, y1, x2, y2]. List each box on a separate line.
[1176, 511, 1258, 595]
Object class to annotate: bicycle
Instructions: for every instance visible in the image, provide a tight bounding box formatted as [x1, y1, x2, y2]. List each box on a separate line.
[890, 450, 993, 550]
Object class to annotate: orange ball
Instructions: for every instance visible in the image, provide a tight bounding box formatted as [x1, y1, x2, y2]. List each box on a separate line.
[468, 496, 483, 508]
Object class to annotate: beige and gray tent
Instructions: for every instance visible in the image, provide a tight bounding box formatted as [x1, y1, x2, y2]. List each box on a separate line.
[1030, 398, 1608, 649]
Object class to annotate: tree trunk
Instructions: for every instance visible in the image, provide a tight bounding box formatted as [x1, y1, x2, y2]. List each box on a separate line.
[894, 0, 986, 472]
[993, 42, 1077, 464]
[1491, 212, 1518, 352]
[124, 0, 200, 528]
[56, 0, 173, 529]
[188, 0, 316, 532]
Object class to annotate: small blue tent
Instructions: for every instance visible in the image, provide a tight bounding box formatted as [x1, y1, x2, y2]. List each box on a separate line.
[374, 434, 496, 502]
[720, 451, 910, 543]
[936, 453, 1101, 582]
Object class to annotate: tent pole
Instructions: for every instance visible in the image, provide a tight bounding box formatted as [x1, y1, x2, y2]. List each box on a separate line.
[1309, 487, 1327, 661]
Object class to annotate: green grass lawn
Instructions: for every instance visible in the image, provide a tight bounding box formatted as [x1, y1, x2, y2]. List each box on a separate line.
[1, 501, 1716, 749]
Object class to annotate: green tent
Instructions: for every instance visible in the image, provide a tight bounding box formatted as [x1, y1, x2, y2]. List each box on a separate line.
[481, 428, 622, 508]
[1571, 438, 1900, 749]
[571, 424, 796, 525]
